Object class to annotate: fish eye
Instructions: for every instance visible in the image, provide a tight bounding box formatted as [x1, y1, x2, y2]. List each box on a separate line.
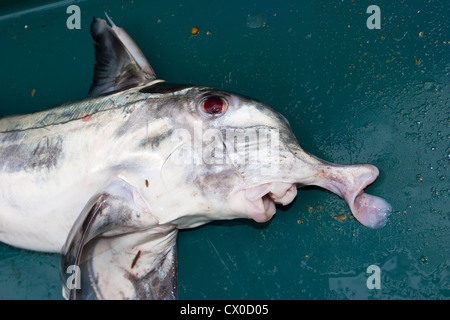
[200, 96, 227, 116]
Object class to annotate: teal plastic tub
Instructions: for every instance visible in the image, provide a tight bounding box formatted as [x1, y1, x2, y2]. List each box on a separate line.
[0, 0, 448, 299]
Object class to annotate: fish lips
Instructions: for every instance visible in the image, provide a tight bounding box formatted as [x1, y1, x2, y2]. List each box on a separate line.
[238, 182, 298, 223]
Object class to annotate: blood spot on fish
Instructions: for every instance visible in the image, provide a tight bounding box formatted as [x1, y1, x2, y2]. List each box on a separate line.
[131, 250, 141, 269]
[145, 179, 149, 188]
[82, 114, 91, 121]
[316, 169, 327, 178]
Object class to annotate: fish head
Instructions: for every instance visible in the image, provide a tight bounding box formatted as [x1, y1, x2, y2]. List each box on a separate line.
[56, 16, 393, 301]
[155, 86, 391, 229]
[88, 16, 391, 230]
[179, 88, 299, 224]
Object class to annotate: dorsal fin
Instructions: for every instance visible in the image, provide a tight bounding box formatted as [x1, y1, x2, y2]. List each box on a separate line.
[88, 15, 157, 96]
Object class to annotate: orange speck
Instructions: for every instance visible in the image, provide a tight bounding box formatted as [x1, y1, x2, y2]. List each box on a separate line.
[30, 89, 36, 97]
[145, 179, 149, 188]
[333, 214, 347, 222]
[191, 26, 199, 35]
[381, 35, 385, 39]
[82, 114, 91, 122]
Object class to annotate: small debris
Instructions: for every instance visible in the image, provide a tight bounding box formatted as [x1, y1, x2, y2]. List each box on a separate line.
[131, 250, 141, 269]
[419, 256, 428, 264]
[30, 89, 36, 97]
[191, 26, 199, 35]
[333, 214, 347, 222]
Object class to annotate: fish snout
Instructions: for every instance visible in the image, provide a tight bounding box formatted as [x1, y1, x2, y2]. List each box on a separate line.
[298, 160, 392, 228]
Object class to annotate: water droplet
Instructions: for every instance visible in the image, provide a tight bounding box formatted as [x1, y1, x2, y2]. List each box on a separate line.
[431, 187, 439, 197]
[246, 13, 267, 29]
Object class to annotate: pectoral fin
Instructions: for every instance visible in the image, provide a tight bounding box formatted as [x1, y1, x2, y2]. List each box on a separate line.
[60, 181, 178, 300]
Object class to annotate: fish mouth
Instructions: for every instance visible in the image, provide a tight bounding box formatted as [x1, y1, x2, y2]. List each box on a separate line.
[240, 182, 298, 223]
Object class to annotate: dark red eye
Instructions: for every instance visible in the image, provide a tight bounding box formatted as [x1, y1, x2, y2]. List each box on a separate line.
[201, 96, 226, 115]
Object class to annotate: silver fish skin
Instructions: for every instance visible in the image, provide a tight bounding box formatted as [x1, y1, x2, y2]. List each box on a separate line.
[0, 16, 391, 300]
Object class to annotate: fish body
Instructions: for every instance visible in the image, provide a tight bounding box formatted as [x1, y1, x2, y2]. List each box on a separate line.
[0, 81, 192, 251]
[0, 17, 391, 299]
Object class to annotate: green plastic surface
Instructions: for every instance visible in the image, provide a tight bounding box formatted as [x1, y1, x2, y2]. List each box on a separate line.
[0, 0, 448, 299]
